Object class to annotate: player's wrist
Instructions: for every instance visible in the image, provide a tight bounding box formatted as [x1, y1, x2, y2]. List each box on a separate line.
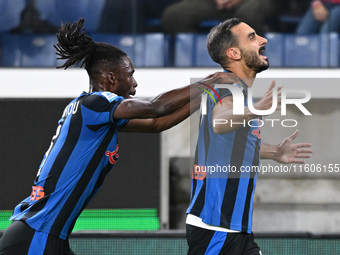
[260, 144, 278, 160]
[244, 107, 259, 121]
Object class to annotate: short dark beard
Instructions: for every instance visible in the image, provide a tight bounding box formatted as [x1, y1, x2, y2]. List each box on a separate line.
[240, 48, 269, 73]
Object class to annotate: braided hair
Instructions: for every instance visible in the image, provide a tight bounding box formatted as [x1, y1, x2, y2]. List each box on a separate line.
[54, 18, 128, 82]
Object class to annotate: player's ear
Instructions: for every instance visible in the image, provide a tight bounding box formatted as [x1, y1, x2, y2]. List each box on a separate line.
[226, 47, 241, 61]
[108, 71, 116, 84]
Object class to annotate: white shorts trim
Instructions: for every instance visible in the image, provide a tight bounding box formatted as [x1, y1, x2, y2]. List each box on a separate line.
[186, 214, 241, 233]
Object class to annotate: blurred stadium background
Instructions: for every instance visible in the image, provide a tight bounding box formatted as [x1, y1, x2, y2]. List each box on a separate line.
[1, 0, 340, 254]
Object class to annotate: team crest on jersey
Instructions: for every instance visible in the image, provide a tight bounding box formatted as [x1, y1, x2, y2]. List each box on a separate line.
[106, 145, 119, 164]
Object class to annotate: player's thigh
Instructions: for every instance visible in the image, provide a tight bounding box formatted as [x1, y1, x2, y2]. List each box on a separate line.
[187, 224, 260, 255]
[25, 230, 75, 255]
[40, 232, 75, 255]
[217, 232, 261, 255]
[0, 221, 75, 255]
[241, 233, 262, 255]
[186, 224, 218, 255]
[0, 221, 35, 255]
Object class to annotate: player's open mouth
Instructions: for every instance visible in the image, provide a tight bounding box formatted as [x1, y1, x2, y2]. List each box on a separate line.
[259, 47, 268, 60]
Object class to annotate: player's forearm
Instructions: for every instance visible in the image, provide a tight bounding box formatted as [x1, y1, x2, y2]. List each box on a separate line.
[260, 143, 278, 160]
[114, 82, 204, 120]
[153, 96, 201, 132]
[114, 73, 237, 120]
[120, 97, 201, 133]
[148, 86, 198, 117]
[148, 76, 225, 118]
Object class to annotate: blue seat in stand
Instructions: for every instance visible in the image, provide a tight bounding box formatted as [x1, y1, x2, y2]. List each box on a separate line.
[319, 33, 339, 67]
[134, 33, 169, 67]
[264, 33, 285, 67]
[174, 33, 219, 67]
[1, 34, 58, 67]
[90, 33, 168, 67]
[284, 34, 339, 67]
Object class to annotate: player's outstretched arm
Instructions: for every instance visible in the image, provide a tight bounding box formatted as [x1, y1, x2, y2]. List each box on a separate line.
[120, 96, 201, 133]
[113, 72, 238, 120]
[260, 130, 313, 164]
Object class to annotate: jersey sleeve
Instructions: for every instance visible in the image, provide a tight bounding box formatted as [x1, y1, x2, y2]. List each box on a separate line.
[215, 87, 232, 101]
[82, 92, 128, 128]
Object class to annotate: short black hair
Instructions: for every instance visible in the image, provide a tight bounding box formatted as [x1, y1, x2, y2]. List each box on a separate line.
[207, 18, 242, 67]
[54, 19, 127, 79]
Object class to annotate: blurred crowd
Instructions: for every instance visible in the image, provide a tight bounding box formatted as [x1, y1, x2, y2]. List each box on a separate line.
[5, 0, 340, 36]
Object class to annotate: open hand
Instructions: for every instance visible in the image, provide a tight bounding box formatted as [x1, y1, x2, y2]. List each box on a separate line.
[274, 130, 313, 164]
[253, 80, 282, 116]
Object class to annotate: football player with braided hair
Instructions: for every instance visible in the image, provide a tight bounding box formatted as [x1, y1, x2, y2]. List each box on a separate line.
[0, 19, 237, 254]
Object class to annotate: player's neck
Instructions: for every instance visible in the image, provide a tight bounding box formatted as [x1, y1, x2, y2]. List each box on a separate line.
[225, 64, 256, 87]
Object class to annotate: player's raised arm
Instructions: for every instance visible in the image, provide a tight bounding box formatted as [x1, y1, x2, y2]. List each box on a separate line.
[113, 72, 238, 120]
[120, 96, 201, 133]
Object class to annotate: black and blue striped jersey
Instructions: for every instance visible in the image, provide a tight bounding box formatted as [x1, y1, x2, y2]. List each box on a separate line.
[10, 91, 128, 240]
[187, 83, 261, 233]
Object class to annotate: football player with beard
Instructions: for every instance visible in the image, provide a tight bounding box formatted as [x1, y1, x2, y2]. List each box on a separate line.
[185, 18, 313, 255]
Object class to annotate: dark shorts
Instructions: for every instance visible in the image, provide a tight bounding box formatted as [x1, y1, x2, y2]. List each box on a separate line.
[0, 221, 75, 255]
[186, 224, 262, 255]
